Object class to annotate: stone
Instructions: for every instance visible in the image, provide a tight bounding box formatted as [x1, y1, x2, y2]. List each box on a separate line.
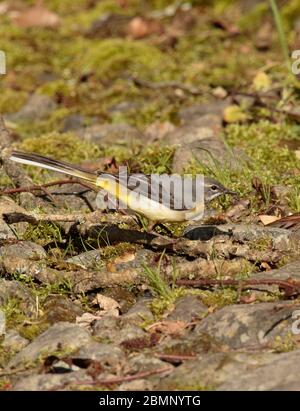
[76, 123, 142, 146]
[0, 241, 47, 260]
[159, 351, 276, 390]
[128, 353, 171, 374]
[194, 301, 300, 350]
[12, 369, 92, 391]
[66, 249, 102, 269]
[8, 93, 57, 122]
[2, 330, 29, 351]
[119, 379, 154, 391]
[77, 342, 125, 368]
[9, 322, 92, 368]
[93, 316, 146, 344]
[249, 258, 300, 282]
[43, 296, 83, 324]
[122, 298, 154, 323]
[183, 223, 297, 253]
[167, 294, 207, 322]
[219, 349, 300, 390]
[178, 101, 229, 124]
[0, 279, 36, 315]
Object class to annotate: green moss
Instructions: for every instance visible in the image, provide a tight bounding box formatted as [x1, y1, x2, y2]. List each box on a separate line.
[18, 132, 101, 163]
[82, 39, 168, 80]
[272, 333, 297, 353]
[22, 222, 63, 246]
[192, 288, 238, 308]
[249, 236, 273, 252]
[239, 3, 269, 31]
[0, 88, 28, 114]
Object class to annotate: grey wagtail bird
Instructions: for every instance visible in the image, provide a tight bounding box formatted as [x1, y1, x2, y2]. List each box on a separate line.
[9, 150, 236, 229]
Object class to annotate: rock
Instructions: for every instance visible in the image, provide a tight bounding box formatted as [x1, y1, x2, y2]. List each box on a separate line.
[128, 353, 171, 373]
[76, 123, 142, 146]
[0, 241, 47, 260]
[194, 301, 300, 350]
[178, 101, 229, 124]
[159, 351, 276, 390]
[8, 93, 57, 122]
[92, 316, 146, 344]
[0, 310, 5, 336]
[12, 369, 92, 391]
[249, 258, 300, 282]
[219, 349, 300, 390]
[0, 218, 15, 240]
[66, 249, 102, 269]
[167, 294, 207, 322]
[0, 197, 23, 239]
[49, 182, 97, 213]
[43, 296, 83, 324]
[0, 279, 36, 315]
[77, 342, 125, 368]
[119, 379, 153, 391]
[162, 106, 241, 173]
[9, 322, 92, 368]
[122, 298, 154, 323]
[184, 223, 298, 253]
[2, 330, 29, 351]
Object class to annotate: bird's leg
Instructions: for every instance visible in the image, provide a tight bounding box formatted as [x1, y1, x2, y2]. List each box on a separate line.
[146, 220, 157, 232]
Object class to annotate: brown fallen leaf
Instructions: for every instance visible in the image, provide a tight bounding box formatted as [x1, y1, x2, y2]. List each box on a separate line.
[11, 4, 60, 28]
[146, 320, 188, 336]
[266, 213, 300, 230]
[92, 293, 120, 317]
[259, 215, 280, 225]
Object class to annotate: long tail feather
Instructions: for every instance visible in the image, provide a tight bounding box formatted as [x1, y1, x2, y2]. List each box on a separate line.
[9, 150, 98, 184]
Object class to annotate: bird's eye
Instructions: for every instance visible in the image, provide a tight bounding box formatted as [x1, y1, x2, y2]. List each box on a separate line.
[211, 185, 218, 191]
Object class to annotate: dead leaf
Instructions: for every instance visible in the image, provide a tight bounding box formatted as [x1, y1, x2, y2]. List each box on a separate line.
[76, 312, 103, 327]
[259, 215, 280, 225]
[92, 293, 120, 317]
[146, 320, 188, 336]
[11, 5, 60, 28]
[128, 16, 163, 39]
[113, 252, 136, 264]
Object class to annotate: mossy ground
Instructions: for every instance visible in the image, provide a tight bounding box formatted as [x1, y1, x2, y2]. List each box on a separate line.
[1, 1, 300, 387]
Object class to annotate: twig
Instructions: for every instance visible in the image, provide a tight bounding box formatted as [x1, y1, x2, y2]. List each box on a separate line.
[156, 354, 197, 363]
[0, 179, 93, 196]
[176, 277, 300, 297]
[51, 366, 172, 390]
